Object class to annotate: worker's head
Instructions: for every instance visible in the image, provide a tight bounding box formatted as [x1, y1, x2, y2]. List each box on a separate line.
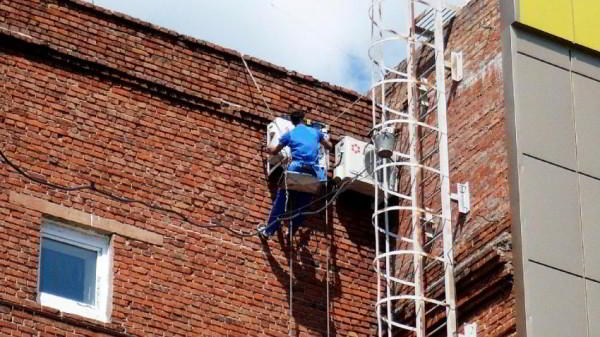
[289, 110, 305, 125]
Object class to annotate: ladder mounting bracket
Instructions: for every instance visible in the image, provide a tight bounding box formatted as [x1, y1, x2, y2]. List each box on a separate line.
[459, 323, 477, 337]
[450, 182, 470, 214]
[444, 51, 463, 81]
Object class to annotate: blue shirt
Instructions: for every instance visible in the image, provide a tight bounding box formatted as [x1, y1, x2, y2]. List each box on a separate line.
[280, 124, 323, 164]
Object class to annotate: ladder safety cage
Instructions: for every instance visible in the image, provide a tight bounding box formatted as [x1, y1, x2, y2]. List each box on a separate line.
[369, 1, 457, 336]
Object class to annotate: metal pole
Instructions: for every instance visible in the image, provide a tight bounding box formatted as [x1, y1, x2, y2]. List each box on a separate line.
[433, 1, 458, 336]
[406, 1, 426, 336]
[379, 2, 393, 334]
[371, 1, 383, 336]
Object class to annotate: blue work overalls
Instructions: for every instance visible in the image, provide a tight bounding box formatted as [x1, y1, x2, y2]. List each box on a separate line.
[263, 160, 326, 236]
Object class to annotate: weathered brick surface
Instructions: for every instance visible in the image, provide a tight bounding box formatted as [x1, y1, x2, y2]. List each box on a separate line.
[0, 0, 515, 336]
[0, 1, 376, 336]
[444, 0, 510, 273]
[430, 0, 515, 335]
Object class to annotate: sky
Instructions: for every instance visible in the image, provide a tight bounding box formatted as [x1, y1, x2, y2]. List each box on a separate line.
[92, 0, 467, 93]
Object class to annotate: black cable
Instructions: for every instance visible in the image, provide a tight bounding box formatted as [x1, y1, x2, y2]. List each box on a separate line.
[264, 167, 368, 227]
[272, 176, 342, 218]
[1, 147, 367, 238]
[0, 150, 90, 192]
[331, 151, 343, 169]
[267, 158, 345, 219]
[0, 148, 257, 237]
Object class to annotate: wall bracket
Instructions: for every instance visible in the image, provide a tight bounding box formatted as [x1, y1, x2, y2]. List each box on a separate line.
[445, 51, 464, 81]
[450, 182, 470, 214]
[459, 323, 477, 337]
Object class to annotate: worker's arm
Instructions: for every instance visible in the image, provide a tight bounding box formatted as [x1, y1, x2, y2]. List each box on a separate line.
[320, 137, 333, 151]
[320, 129, 333, 151]
[267, 143, 285, 155]
[268, 131, 290, 155]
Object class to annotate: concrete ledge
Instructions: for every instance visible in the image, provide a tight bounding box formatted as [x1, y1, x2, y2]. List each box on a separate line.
[9, 192, 163, 246]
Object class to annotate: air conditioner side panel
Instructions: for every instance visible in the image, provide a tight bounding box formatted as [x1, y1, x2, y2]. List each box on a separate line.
[335, 135, 401, 197]
[266, 118, 294, 175]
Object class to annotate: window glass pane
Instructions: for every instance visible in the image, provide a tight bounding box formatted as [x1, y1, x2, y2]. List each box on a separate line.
[40, 238, 97, 305]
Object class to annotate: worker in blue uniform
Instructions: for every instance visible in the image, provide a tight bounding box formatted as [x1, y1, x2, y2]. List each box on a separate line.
[258, 110, 333, 239]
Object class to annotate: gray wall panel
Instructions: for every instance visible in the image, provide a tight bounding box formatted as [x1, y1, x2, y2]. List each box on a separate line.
[579, 175, 600, 281]
[573, 50, 600, 82]
[504, 26, 529, 337]
[500, 0, 517, 31]
[573, 74, 600, 178]
[514, 29, 570, 69]
[587, 280, 600, 337]
[526, 262, 587, 337]
[506, 25, 600, 337]
[520, 155, 583, 275]
[515, 54, 577, 170]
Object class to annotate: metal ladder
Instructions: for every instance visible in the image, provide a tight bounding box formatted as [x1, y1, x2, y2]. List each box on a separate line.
[368, 1, 457, 336]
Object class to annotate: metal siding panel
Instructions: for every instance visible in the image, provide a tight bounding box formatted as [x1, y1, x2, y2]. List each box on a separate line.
[520, 155, 583, 275]
[519, 0, 574, 43]
[587, 280, 600, 337]
[500, 0, 518, 31]
[525, 262, 588, 337]
[573, 74, 600, 178]
[579, 175, 600, 281]
[515, 54, 577, 170]
[503, 27, 529, 337]
[573, 0, 600, 53]
[573, 50, 600, 85]
[514, 28, 571, 69]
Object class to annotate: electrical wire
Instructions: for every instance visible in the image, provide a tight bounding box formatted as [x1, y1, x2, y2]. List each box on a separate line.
[266, 167, 368, 226]
[1, 147, 366, 238]
[0, 148, 258, 237]
[330, 93, 369, 124]
[331, 152, 344, 169]
[283, 165, 293, 336]
[239, 52, 275, 118]
[325, 176, 331, 337]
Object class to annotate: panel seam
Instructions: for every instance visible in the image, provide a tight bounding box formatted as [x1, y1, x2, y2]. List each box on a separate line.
[569, 47, 592, 337]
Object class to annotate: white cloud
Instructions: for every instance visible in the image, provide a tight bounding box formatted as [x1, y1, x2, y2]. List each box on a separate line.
[93, 0, 468, 93]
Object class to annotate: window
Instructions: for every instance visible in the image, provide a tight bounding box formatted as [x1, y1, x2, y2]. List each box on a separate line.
[38, 220, 111, 322]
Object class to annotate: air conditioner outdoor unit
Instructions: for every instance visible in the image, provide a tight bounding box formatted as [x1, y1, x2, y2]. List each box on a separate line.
[266, 117, 329, 194]
[334, 136, 399, 197]
[266, 117, 295, 174]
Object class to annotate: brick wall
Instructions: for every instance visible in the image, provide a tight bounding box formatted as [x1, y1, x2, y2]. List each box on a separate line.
[0, 0, 377, 336]
[424, 0, 515, 335]
[0, 0, 517, 336]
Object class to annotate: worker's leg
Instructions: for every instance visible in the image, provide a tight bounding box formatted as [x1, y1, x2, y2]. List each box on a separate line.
[289, 191, 313, 235]
[264, 188, 287, 236]
[287, 162, 323, 235]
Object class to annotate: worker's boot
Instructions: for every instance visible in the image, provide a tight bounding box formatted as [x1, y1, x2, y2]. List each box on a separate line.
[257, 224, 270, 240]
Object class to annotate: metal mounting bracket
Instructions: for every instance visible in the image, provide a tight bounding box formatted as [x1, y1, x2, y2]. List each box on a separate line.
[423, 211, 434, 238]
[451, 51, 463, 81]
[459, 323, 477, 337]
[445, 51, 463, 81]
[450, 182, 470, 214]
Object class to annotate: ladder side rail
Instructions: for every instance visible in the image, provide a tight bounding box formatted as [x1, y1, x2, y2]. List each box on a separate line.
[406, 1, 426, 336]
[433, 2, 457, 336]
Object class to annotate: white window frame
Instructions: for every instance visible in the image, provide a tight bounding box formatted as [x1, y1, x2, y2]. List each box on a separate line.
[38, 219, 111, 322]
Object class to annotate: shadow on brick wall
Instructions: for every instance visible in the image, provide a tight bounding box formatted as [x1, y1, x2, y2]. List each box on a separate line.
[261, 223, 340, 336]
[335, 190, 376, 249]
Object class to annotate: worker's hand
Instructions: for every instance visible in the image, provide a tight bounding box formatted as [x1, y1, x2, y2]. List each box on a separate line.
[268, 143, 284, 155]
[320, 136, 333, 151]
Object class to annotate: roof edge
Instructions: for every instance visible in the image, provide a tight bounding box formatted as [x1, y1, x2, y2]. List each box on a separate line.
[62, 0, 368, 102]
